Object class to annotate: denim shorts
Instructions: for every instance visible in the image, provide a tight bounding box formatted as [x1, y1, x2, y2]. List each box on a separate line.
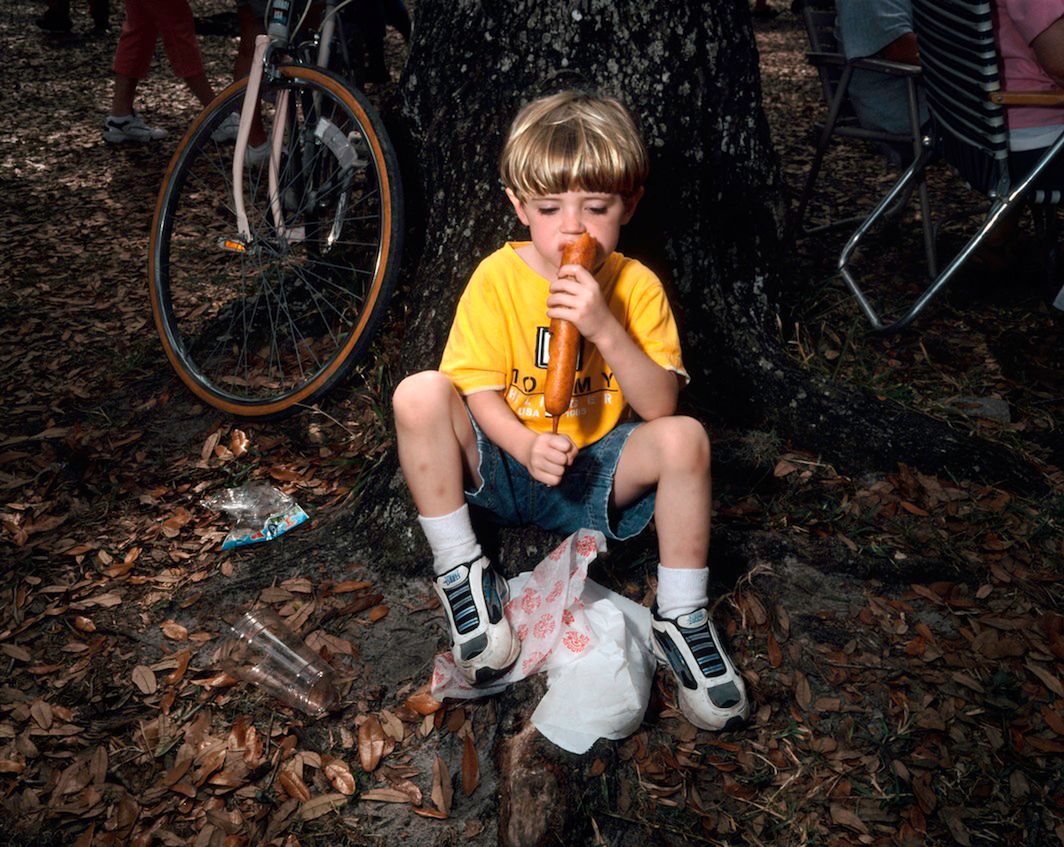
[464, 414, 656, 541]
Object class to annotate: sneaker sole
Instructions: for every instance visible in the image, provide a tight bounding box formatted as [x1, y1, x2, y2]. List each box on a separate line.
[103, 132, 162, 144]
[469, 636, 522, 686]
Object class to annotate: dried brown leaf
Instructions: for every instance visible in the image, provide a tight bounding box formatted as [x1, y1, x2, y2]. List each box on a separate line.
[131, 665, 157, 695]
[332, 580, 373, 594]
[1027, 661, 1064, 697]
[379, 709, 404, 742]
[277, 770, 311, 803]
[160, 620, 189, 641]
[431, 754, 453, 815]
[829, 804, 869, 834]
[367, 605, 390, 623]
[794, 671, 811, 710]
[359, 788, 413, 803]
[461, 734, 479, 796]
[766, 631, 782, 668]
[298, 793, 348, 820]
[412, 806, 449, 819]
[164, 649, 192, 685]
[358, 716, 385, 773]
[90, 746, 108, 785]
[405, 691, 443, 716]
[1, 644, 31, 662]
[229, 430, 250, 458]
[201, 430, 221, 462]
[243, 727, 264, 766]
[30, 700, 53, 730]
[324, 759, 356, 795]
[773, 459, 797, 477]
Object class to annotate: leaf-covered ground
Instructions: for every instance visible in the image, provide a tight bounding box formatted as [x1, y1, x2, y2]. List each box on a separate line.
[1, 4, 1062, 846]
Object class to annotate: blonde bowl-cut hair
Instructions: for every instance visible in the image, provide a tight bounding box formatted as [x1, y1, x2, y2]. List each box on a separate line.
[499, 91, 649, 202]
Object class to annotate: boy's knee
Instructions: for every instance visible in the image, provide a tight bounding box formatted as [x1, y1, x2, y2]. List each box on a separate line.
[657, 416, 710, 470]
[393, 371, 454, 424]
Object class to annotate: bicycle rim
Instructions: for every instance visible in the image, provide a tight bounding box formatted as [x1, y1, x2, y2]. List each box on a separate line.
[149, 67, 402, 418]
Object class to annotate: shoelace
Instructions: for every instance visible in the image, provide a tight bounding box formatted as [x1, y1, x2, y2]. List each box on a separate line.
[679, 622, 727, 678]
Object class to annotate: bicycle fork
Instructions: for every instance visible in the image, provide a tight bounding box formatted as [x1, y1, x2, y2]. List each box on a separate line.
[231, 34, 302, 247]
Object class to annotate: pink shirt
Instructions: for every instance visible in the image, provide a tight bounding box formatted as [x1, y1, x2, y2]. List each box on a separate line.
[995, 0, 1064, 130]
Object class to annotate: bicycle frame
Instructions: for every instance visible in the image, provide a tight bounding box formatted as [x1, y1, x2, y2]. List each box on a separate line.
[231, 0, 352, 245]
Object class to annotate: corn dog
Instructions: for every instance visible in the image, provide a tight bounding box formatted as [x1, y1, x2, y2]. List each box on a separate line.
[544, 232, 599, 433]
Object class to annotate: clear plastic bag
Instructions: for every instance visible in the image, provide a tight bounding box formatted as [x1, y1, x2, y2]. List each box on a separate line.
[202, 482, 308, 550]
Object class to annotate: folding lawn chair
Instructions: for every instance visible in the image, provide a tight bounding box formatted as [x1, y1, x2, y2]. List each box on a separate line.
[791, 2, 935, 275]
[839, 0, 1064, 332]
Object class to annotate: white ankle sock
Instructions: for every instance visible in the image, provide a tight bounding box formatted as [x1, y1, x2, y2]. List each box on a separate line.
[418, 504, 482, 575]
[656, 565, 709, 619]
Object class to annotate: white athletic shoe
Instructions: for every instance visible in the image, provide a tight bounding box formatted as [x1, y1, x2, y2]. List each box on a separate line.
[210, 112, 240, 143]
[103, 111, 167, 143]
[434, 556, 521, 685]
[651, 604, 750, 731]
[244, 141, 271, 168]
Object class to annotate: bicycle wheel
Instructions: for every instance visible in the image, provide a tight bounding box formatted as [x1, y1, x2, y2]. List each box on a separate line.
[149, 65, 403, 418]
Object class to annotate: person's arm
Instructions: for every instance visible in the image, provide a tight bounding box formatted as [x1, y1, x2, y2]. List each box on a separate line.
[1032, 17, 1064, 87]
[877, 31, 920, 65]
[550, 265, 679, 421]
[466, 390, 576, 486]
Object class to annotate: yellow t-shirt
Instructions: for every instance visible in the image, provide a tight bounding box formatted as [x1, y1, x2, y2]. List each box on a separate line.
[440, 242, 688, 448]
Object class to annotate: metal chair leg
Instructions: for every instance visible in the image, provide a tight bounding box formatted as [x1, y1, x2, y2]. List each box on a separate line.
[787, 66, 856, 244]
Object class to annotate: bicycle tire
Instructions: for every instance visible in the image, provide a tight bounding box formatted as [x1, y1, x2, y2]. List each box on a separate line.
[149, 65, 404, 419]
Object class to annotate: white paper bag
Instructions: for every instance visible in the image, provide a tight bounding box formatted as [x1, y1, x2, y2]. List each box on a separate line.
[430, 529, 655, 753]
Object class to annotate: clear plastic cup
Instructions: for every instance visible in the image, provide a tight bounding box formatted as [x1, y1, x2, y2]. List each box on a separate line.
[219, 608, 339, 717]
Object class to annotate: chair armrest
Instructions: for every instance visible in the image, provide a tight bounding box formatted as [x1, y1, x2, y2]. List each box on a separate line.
[990, 89, 1064, 106]
[805, 51, 920, 77]
[805, 50, 847, 67]
[849, 56, 921, 77]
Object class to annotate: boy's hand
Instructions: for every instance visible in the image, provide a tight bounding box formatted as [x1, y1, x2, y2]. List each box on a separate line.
[526, 432, 577, 486]
[548, 265, 614, 344]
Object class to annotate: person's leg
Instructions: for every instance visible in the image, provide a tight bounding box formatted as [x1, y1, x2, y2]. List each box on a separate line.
[105, 0, 170, 140]
[37, 0, 72, 31]
[231, 2, 268, 146]
[611, 415, 748, 731]
[110, 73, 137, 117]
[394, 370, 481, 517]
[105, 0, 168, 141]
[234, 3, 262, 80]
[110, 0, 155, 115]
[153, 0, 214, 107]
[393, 371, 519, 684]
[89, 0, 110, 31]
[612, 415, 710, 571]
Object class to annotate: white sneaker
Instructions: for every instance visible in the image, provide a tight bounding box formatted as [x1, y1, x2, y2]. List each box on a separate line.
[433, 557, 521, 685]
[651, 604, 749, 731]
[103, 111, 167, 143]
[210, 112, 240, 143]
[244, 141, 271, 168]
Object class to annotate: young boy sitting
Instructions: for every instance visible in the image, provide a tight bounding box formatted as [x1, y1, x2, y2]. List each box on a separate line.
[392, 90, 749, 731]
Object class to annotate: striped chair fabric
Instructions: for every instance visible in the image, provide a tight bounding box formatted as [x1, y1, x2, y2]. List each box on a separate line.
[913, 0, 1062, 203]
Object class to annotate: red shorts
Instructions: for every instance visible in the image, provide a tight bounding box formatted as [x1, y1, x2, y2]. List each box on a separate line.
[111, 0, 203, 79]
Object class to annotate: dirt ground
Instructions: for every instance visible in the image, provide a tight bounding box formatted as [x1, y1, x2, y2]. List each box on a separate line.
[1, 3, 1062, 847]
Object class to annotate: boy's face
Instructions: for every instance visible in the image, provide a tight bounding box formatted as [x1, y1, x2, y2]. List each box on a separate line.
[505, 188, 642, 277]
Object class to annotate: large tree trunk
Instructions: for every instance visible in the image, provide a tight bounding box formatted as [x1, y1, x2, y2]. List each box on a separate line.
[341, 3, 1045, 843]
[358, 0, 1043, 564]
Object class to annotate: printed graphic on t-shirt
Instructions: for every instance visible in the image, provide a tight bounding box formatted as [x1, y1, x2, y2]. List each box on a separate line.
[534, 325, 583, 371]
[506, 326, 619, 421]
